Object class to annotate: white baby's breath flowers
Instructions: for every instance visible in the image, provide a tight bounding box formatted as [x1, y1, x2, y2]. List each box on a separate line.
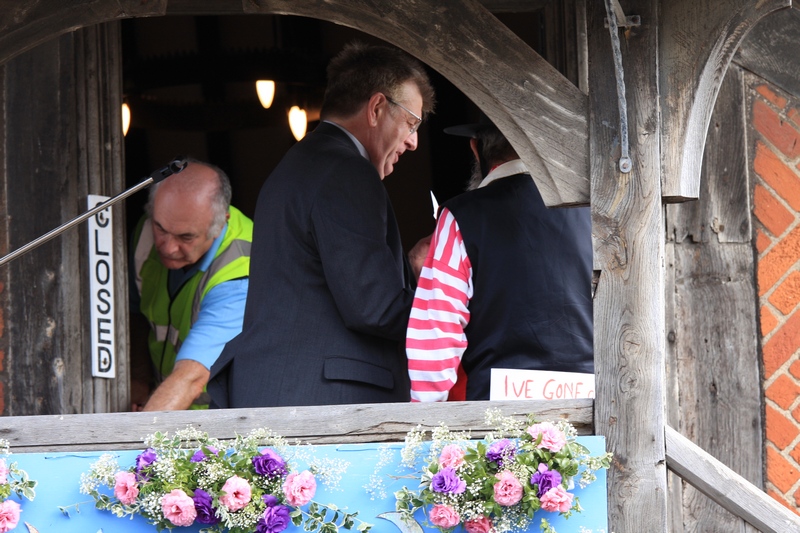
[79, 453, 119, 493]
[400, 425, 425, 468]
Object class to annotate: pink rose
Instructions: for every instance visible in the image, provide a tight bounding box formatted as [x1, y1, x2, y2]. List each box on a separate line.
[220, 475, 252, 511]
[429, 504, 460, 528]
[0, 500, 20, 533]
[540, 485, 574, 513]
[526, 422, 566, 452]
[283, 470, 316, 506]
[493, 470, 523, 507]
[464, 515, 492, 533]
[161, 489, 197, 527]
[0, 459, 8, 485]
[113, 471, 139, 505]
[438, 444, 466, 470]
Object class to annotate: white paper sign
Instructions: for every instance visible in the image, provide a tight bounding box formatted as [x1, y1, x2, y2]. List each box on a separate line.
[489, 368, 595, 401]
[87, 195, 115, 378]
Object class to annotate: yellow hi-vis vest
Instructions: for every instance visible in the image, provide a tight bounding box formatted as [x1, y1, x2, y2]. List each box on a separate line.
[133, 206, 252, 409]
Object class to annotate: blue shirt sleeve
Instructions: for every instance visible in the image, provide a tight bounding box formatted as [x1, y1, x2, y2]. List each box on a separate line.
[175, 278, 249, 370]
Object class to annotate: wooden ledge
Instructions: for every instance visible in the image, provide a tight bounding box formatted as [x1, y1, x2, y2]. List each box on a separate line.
[0, 399, 594, 452]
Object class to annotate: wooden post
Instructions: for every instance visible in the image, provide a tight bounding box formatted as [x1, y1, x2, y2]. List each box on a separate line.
[588, 1, 668, 531]
[0, 23, 127, 415]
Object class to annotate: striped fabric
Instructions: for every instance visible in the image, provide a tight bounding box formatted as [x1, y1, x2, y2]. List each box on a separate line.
[406, 208, 473, 402]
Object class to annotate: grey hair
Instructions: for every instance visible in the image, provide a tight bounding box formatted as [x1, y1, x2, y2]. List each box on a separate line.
[145, 157, 232, 239]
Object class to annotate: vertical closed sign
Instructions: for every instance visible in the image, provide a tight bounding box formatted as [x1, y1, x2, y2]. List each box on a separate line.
[88, 195, 115, 378]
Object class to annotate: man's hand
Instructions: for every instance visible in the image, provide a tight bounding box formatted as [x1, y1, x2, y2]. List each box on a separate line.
[143, 360, 210, 411]
[408, 233, 432, 281]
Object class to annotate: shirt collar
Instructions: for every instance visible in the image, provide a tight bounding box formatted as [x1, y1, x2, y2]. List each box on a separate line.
[323, 120, 370, 160]
[193, 223, 227, 273]
[477, 159, 529, 188]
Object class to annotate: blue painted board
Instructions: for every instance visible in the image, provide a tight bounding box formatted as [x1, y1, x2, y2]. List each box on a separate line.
[9, 437, 607, 533]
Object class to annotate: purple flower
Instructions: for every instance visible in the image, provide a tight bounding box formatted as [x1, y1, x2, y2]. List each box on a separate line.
[486, 439, 516, 468]
[135, 448, 157, 480]
[431, 467, 466, 494]
[192, 488, 220, 525]
[257, 494, 291, 533]
[191, 445, 219, 463]
[253, 448, 288, 478]
[531, 463, 562, 498]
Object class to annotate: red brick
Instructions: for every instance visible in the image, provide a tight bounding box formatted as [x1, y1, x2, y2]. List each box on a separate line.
[762, 305, 779, 336]
[769, 488, 796, 512]
[754, 141, 800, 211]
[770, 273, 800, 315]
[757, 224, 800, 297]
[764, 312, 800, 378]
[754, 100, 800, 159]
[767, 404, 800, 450]
[768, 445, 800, 492]
[791, 441, 800, 465]
[756, 229, 772, 254]
[791, 359, 800, 380]
[769, 374, 800, 410]
[754, 183, 795, 237]
[758, 85, 789, 110]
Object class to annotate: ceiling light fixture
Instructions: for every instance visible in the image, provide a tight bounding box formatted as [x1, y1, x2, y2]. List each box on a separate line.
[256, 80, 276, 109]
[121, 102, 131, 136]
[288, 106, 307, 141]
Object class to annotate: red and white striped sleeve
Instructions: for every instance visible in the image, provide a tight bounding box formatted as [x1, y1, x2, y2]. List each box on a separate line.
[406, 207, 472, 402]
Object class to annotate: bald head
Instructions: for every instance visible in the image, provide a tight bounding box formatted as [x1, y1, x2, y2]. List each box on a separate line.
[146, 160, 231, 270]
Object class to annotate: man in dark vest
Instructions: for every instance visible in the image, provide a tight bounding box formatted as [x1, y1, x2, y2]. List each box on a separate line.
[406, 115, 594, 401]
[208, 42, 435, 408]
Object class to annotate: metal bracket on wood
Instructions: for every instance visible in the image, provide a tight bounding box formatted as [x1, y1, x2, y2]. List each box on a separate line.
[604, 0, 635, 173]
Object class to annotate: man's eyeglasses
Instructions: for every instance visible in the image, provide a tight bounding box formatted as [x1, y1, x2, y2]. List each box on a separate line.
[386, 97, 422, 135]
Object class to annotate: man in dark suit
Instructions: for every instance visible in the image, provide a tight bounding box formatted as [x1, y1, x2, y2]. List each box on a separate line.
[208, 42, 435, 408]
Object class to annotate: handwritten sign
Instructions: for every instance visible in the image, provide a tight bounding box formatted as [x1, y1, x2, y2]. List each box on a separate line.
[489, 368, 595, 401]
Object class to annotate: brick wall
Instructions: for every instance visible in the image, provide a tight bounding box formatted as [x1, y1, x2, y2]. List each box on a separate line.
[752, 82, 800, 511]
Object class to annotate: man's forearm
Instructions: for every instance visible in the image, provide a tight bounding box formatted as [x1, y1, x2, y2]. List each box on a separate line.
[143, 360, 210, 411]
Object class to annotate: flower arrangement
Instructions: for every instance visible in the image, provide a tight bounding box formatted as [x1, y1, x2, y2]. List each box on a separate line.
[395, 410, 612, 533]
[79, 427, 371, 533]
[0, 439, 37, 533]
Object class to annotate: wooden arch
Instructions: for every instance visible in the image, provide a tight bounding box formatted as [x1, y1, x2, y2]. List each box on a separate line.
[661, 0, 790, 201]
[0, 0, 589, 206]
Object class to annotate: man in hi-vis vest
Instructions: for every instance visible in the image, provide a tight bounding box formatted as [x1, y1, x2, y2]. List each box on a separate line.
[130, 158, 253, 410]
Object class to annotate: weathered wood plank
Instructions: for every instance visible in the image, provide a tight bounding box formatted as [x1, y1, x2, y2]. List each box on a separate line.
[0, 400, 594, 453]
[734, 7, 800, 101]
[73, 22, 128, 413]
[660, 0, 788, 201]
[0, 0, 167, 66]
[668, 241, 762, 531]
[666, 425, 800, 533]
[245, 0, 589, 207]
[667, 66, 751, 244]
[164, 0, 556, 14]
[588, 0, 667, 531]
[3, 34, 86, 416]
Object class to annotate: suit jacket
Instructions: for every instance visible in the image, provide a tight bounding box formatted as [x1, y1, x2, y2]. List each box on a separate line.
[208, 122, 415, 408]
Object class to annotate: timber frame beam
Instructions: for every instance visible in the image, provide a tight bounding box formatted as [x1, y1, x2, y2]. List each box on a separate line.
[660, 0, 789, 201]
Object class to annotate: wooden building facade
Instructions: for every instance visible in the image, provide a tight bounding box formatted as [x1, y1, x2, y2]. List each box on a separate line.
[2, 1, 800, 531]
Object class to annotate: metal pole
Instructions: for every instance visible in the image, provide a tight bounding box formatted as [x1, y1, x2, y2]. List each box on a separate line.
[0, 157, 187, 267]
